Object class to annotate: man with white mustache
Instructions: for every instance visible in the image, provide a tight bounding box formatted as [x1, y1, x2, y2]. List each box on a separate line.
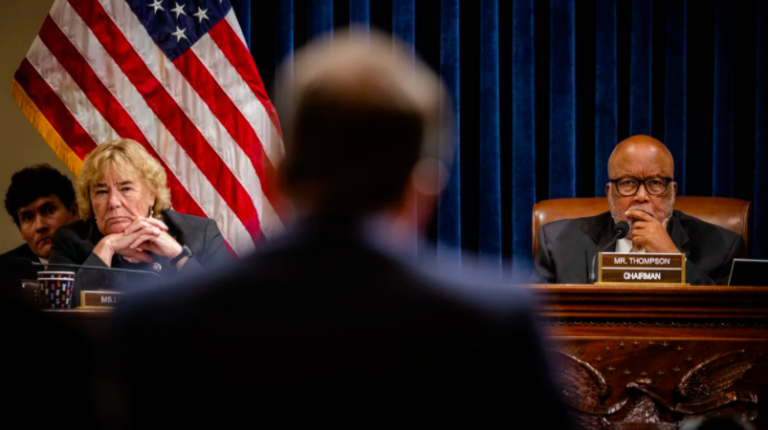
[532, 135, 745, 285]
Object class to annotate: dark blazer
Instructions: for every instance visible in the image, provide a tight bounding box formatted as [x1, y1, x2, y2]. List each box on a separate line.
[50, 210, 230, 305]
[0, 244, 40, 296]
[105, 217, 571, 428]
[532, 210, 745, 285]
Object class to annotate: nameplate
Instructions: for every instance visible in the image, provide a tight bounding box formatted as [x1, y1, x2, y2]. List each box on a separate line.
[597, 252, 686, 284]
[80, 290, 123, 308]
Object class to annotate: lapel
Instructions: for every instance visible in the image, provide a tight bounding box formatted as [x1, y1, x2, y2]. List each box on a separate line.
[590, 215, 617, 251]
[574, 212, 615, 283]
[87, 220, 104, 253]
[667, 210, 691, 255]
[161, 210, 184, 247]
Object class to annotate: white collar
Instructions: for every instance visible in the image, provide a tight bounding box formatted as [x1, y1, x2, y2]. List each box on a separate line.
[615, 238, 645, 253]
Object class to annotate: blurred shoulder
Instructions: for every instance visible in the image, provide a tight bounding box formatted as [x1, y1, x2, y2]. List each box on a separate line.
[0, 243, 36, 261]
[161, 210, 217, 230]
[400, 247, 536, 320]
[539, 219, 569, 243]
[674, 210, 739, 238]
[540, 211, 610, 243]
[673, 210, 743, 248]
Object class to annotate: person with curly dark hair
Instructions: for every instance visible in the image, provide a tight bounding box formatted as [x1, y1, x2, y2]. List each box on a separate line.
[1, 164, 79, 290]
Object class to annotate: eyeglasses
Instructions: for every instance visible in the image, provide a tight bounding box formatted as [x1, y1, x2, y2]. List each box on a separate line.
[609, 177, 673, 196]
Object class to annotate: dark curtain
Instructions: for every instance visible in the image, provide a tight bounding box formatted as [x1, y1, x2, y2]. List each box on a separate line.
[232, 0, 768, 272]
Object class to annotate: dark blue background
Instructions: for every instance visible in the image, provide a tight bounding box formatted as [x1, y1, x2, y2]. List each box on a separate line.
[229, 0, 768, 276]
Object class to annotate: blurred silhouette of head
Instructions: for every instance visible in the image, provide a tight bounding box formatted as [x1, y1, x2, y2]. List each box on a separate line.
[276, 29, 451, 226]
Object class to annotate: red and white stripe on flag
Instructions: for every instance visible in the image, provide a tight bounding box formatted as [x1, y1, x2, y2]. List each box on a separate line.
[11, 0, 284, 255]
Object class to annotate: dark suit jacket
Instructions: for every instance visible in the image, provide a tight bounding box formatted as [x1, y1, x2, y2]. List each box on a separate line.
[50, 210, 230, 305]
[105, 217, 571, 428]
[532, 210, 745, 285]
[0, 243, 40, 297]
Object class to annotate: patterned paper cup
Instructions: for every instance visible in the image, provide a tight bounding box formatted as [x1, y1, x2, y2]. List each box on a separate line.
[37, 272, 75, 309]
[37, 271, 75, 280]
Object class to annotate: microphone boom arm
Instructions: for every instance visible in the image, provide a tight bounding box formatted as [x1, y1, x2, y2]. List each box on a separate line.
[589, 221, 630, 284]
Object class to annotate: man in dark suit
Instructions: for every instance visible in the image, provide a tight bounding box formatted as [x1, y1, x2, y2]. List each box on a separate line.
[0, 166, 96, 428]
[533, 135, 744, 285]
[0, 165, 79, 294]
[105, 30, 571, 428]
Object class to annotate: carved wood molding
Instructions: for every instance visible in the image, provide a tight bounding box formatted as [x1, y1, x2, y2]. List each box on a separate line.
[540, 318, 768, 329]
[530, 284, 768, 321]
[551, 350, 763, 430]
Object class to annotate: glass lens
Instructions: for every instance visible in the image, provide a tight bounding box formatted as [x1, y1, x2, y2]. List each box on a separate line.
[617, 179, 638, 195]
[645, 177, 668, 194]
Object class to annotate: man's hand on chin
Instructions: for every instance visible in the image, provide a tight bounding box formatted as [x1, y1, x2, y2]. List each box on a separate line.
[625, 209, 679, 253]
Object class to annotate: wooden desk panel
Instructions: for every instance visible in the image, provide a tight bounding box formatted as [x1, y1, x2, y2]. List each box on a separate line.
[41, 284, 768, 429]
[534, 284, 768, 430]
[42, 308, 112, 338]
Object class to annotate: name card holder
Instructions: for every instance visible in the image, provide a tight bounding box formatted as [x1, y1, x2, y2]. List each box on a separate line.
[597, 252, 687, 285]
[80, 290, 123, 308]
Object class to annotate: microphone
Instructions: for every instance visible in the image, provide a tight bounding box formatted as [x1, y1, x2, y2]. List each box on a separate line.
[12, 257, 163, 280]
[589, 221, 630, 284]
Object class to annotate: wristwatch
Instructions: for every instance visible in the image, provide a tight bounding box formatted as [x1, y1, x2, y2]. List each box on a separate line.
[171, 244, 193, 265]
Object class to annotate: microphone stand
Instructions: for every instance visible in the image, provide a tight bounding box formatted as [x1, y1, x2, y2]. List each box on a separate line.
[590, 232, 623, 284]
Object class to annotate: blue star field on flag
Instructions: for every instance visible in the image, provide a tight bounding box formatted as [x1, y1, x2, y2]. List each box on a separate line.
[125, 0, 232, 61]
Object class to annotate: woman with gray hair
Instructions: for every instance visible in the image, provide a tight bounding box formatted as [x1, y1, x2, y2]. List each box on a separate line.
[50, 139, 230, 302]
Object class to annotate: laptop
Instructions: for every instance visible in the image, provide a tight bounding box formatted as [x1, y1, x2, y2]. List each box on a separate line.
[727, 259, 768, 286]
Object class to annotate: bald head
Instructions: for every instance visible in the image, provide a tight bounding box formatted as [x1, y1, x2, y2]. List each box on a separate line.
[276, 28, 448, 217]
[606, 135, 677, 231]
[608, 135, 674, 179]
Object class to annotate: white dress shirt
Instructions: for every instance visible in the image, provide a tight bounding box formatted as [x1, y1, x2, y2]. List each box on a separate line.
[615, 238, 646, 253]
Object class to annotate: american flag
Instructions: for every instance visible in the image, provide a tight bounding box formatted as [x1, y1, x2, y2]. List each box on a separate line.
[11, 0, 284, 255]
